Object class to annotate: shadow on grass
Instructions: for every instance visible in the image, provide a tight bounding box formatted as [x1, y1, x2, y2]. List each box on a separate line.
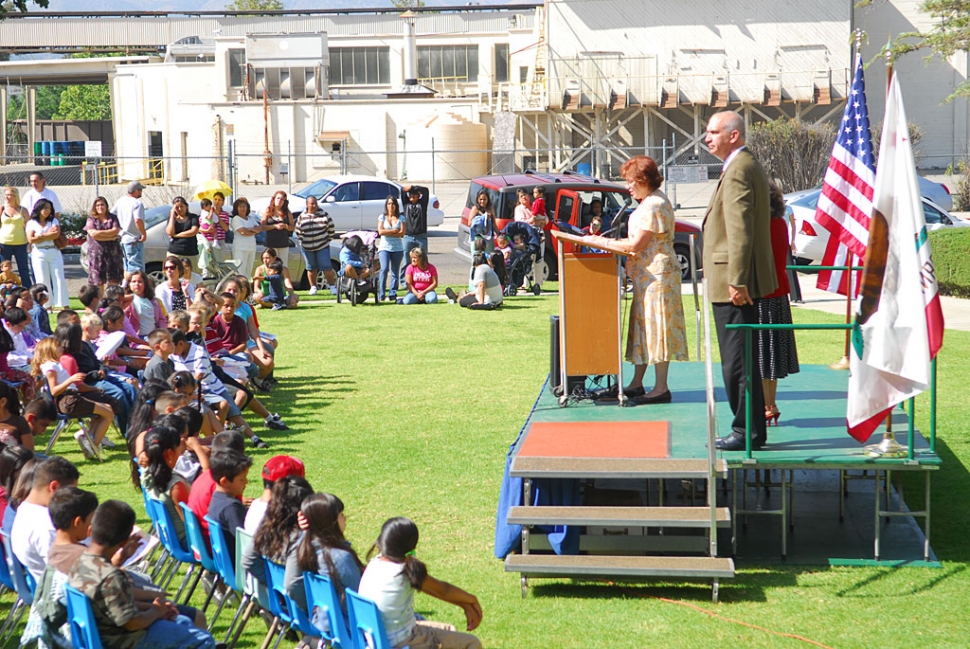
[529, 577, 774, 603]
[835, 563, 967, 599]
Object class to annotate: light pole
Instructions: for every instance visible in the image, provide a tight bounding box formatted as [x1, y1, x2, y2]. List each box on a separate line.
[399, 129, 407, 180]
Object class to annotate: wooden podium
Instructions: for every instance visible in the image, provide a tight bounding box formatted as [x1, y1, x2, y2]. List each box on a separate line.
[551, 231, 631, 406]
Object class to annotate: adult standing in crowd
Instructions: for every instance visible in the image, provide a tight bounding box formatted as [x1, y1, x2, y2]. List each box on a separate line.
[0, 187, 34, 286]
[583, 155, 688, 404]
[703, 111, 777, 451]
[296, 195, 337, 296]
[84, 196, 124, 290]
[165, 196, 200, 269]
[375, 195, 405, 302]
[400, 184, 429, 283]
[262, 190, 294, 267]
[114, 180, 147, 284]
[25, 199, 68, 309]
[21, 172, 62, 218]
[759, 182, 800, 426]
[231, 197, 262, 277]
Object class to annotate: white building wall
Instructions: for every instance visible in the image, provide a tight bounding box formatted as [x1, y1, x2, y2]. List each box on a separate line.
[855, 0, 970, 169]
[546, 0, 851, 105]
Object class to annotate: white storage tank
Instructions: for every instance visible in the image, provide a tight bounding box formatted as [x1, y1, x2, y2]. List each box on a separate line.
[404, 112, 487, 181]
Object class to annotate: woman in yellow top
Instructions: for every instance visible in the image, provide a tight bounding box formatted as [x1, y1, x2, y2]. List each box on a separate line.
[583, 156, 688, 403]
[1, 187, 33, 286]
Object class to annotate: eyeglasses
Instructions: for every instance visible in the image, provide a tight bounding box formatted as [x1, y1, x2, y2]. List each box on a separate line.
[164, 266, 178, 271]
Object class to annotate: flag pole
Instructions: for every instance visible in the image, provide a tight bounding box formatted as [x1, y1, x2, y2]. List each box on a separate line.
[866, 42, 908, 458]
[830, 29, 866, 371]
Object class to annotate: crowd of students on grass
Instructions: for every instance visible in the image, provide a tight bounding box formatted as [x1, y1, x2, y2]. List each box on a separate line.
[1, 431, 484, 648]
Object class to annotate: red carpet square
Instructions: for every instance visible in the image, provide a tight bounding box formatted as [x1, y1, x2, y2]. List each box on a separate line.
[518, 421, 670, 459]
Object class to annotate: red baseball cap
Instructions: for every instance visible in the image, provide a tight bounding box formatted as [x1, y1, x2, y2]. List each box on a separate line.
[261, 455, 305, 482]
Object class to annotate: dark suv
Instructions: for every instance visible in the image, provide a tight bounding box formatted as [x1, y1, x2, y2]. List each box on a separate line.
[453, 171, 702, 281]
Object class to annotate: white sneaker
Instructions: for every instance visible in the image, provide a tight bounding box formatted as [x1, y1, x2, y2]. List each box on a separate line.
[100, 437, 117, 449]
[309, 286, 318, 296]
[329, 285, 338, 296]
[74, 430, 96, 460]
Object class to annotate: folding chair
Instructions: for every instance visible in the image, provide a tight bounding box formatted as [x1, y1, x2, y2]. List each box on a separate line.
[346, 588, 396, 649]
[260, 556, 297, 649]
[304, 572, 355, 649]
[40, 385, 102, 461]
[0, 530, 36, 645]
[65, 584, 104, 649]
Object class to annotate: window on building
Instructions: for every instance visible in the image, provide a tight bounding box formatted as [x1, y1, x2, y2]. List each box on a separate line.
[418, 45, 479, 82]
[520, 66, 529, 84]
[228, 49, 246, 87]
[173, 54, 216, 64]
[330, 47, 390, 85]
[494, 44, 509, 83]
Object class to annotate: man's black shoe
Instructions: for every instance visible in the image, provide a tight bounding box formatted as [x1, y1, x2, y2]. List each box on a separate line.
[715, 432, 765, 451]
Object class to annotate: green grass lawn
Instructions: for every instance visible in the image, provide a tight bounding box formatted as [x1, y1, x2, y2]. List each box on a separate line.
[5, 293, 970, 647]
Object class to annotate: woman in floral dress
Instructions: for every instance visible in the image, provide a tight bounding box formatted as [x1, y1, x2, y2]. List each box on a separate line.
[84, 196, 124, 288]
[583, 155, 687, 403]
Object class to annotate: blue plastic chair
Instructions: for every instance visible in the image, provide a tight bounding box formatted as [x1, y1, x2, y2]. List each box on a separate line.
[263, 557, 318, 641]
[179, 502, 220, 613]
[65, 584, 104, 649]
[206, 517, 253, 647]
[346, 588, 395, 649]
[304, 572, 355, 649]
[145, 498, 199, 601]
[0, 530, 37, 645]
[261, 556, 296, 649]
[0, 532, 25, 644]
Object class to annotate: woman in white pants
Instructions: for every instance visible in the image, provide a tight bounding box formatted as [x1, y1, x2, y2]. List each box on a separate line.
[25, 198, 68, 308]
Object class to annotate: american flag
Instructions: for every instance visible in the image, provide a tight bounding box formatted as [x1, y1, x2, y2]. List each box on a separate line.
[815, 54, 875, 295]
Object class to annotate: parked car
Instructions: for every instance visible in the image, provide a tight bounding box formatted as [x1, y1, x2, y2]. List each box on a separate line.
[453, 171, 703, 281]
[788, 188, 967, 264]
[247, 175, 445, 232]
[80, 201, 341, 290]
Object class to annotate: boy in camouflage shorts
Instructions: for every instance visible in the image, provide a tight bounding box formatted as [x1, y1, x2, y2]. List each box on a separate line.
[68, 500, 216, 649]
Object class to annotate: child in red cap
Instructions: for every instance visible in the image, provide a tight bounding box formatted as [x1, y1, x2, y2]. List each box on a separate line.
[243, 455, 305, 535]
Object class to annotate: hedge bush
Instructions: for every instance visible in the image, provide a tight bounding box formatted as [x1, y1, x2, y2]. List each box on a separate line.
[929, 227, 970, 298]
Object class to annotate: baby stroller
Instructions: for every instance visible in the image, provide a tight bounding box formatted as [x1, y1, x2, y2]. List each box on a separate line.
[337, 230, 381, 306]
[502, 221, 543, 296]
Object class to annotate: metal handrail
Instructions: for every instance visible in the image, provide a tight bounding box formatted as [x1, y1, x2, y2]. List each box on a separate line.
[725, 321, 937, 461]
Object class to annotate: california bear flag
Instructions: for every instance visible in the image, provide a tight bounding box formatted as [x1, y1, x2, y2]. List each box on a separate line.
[846, 75, 944, 443]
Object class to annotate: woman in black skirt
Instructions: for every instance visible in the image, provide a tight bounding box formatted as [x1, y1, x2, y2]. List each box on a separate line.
[759, 182, 800, 425]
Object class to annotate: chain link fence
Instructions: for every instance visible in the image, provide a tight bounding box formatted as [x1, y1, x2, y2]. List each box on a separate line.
[0, 142, 721, 225]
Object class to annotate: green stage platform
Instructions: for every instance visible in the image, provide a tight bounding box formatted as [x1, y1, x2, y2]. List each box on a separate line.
[522, 363, 940, 470]
[509, 362, 939, 566]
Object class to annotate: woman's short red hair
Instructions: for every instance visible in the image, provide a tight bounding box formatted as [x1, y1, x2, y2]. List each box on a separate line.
[620, 156, 664, 190]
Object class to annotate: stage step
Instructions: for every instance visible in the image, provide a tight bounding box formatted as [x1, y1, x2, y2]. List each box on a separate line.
[510, 457, 727, 479]
[505, 553, 735, 580]
[508, 506, 731, 528]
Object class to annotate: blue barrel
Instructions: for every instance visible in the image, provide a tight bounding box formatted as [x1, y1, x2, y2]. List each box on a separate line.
[40, 141, 52, 165]
[68, 141, 84, 164]
[52, 141, 69, 166]
[577, 162, 592, 176]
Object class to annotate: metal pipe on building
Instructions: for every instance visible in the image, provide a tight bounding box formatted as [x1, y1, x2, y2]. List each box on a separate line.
[402, 10, 417, 86]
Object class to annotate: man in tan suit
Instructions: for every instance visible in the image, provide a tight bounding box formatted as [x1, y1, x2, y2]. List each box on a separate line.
[703, 111, 778, 450]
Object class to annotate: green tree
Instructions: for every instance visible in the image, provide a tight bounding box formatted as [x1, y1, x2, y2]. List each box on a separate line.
[54, 85, 111, 120]
[0, 1, 49, 19]
[7, 86, 64, 121]
[875, 0, 970, 100]
[391, 0, 426, 8]
[225, 0, 283, 11]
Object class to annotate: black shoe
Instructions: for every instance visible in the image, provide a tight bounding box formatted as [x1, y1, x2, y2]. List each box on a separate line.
[716, 432, 765, 451]
[634, 389, 672, 405]
[623, 386, 646, 398]
[252, 378, 272, 393]
[251, 435, 269, 449]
